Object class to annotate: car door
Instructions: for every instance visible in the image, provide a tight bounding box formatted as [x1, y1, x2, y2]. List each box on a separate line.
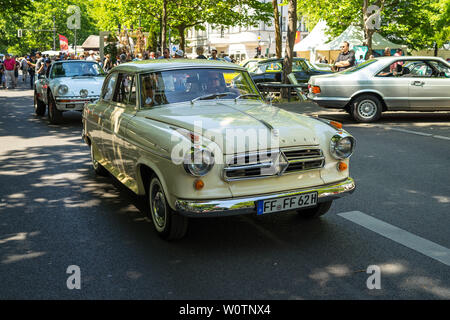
[102, 72, 138, 187]
[90, 72, 118, 165]
[373, 59, 412, 110]
[407, 60, 450, 110]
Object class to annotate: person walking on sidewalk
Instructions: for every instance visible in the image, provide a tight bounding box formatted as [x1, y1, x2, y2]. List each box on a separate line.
[0, 59, 5, 89]
[27, 55, 37, 89]
[3, 54, 17, 89]
[21, 56, 29, 83]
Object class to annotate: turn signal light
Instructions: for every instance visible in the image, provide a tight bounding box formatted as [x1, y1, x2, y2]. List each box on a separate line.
[311, 86, 321, 94]
[330, 121, 343, 130]
[337, 162, 348, 172]
[194, 179, 205, 190]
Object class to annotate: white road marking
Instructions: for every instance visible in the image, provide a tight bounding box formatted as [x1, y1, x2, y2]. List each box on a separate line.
[338, 211, 450, 267]
[378, 125, 450, 141]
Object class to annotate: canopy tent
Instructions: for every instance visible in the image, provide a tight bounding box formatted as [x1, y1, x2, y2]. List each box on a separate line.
[293, 20, 330, 52]
[82, 35, 100, 51]
[316, 24, 407, 51]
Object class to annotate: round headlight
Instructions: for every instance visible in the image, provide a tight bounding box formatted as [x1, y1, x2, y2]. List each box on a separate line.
[58, 85, 69, 95]
[184, 148, 215, 177]
[330, 135, 355, 160]
[80, 89, 88, 98]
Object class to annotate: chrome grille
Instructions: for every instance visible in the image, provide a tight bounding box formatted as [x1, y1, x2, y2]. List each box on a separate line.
[223, 147, 325, 181]
[282, 148, 325, 173]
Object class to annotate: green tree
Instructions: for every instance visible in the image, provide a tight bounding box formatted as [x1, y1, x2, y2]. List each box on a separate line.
[297, 0, 449, 53]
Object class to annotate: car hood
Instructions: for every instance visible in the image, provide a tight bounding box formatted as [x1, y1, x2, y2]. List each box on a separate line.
[51, 76, 105, 96]
[139, 101, 322, 154]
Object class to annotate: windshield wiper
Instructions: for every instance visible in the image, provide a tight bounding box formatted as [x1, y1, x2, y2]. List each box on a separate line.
[234, 94, 260, 102]
[191, 92, 231, 104]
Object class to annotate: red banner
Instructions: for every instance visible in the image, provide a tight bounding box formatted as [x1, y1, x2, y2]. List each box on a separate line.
[59, 35, 69, 51]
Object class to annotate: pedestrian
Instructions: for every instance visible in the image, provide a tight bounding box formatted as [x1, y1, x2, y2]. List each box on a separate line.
[0, 58, 5, 89]
[158, 48, 171, 59]
[3, 54, 16, 89]
[34, 51, 44, 83]
[14, 56, 20, 87]
[195, 47, 207, 59]
[384, 47, 391, 56]
[86, 50, 96, 61]
[208, 49, 222, 61]
[394, 48, 403, 57]
[174, 49, 184, 59]
[333, 41, 355, 72]
[79, 54, 85, 60]
[27, 55, 36, 89]
[103, 54, 112, 72]
[21, 56, 29, 82]
[155, 51, 161, 59]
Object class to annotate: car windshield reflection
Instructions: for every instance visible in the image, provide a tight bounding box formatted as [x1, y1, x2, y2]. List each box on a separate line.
[51, 62, 105, 78]
[141, 68, 261, 107]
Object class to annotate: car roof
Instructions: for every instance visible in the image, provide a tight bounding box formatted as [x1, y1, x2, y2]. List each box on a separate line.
[111, 59, 246, 74]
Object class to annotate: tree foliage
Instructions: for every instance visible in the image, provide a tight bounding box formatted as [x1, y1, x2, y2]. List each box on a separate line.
[297, 0, 450, 52]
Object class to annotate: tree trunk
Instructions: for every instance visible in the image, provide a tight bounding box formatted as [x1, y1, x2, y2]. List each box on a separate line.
[272, 0, 282, 58]
[434, 42, 438, 57]
[177, 25, 186, 53]
[161, 0, 168, 51]
[282, 0, 297, 98]
[363, 0, 385, 57]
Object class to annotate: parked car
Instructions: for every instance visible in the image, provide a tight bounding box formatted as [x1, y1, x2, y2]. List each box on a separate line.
[308, 56, 450, 122]
[82, 60, 356, 240]
[240, 58, 266, 70]
[34, 60, 106, 124]
[249, 57, 332, 85]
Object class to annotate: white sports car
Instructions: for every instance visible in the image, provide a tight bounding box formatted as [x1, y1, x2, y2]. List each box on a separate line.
[34, 60, 106, 124]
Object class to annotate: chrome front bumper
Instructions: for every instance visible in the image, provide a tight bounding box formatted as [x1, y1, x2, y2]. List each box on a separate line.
[175, 177, 355, 217]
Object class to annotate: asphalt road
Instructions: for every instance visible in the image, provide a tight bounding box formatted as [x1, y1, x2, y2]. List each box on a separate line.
[0, 82, 449, 300]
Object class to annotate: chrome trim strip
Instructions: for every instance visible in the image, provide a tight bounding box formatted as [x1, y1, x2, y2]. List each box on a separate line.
[175, 177, 355, 217]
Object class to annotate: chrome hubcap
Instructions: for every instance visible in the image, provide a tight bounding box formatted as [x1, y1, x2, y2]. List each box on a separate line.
[358, 100, 377, 119]
[151, 186, 166, 229]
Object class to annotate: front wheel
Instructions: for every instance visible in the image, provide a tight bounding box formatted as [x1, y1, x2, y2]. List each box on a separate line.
[351, 94, 382, 123]
[48, 93, 63, 124]
[297, 201, 333, 219]
[34, 92, 46, 116]
[148, 176, 189, 240]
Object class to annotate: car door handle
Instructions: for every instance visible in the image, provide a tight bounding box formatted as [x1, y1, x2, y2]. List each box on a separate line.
[411, 81, 425, 86]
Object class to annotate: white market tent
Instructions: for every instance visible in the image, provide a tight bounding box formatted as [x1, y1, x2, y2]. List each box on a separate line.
[293, 19, 330, 52]
[316, 24, 407, 51]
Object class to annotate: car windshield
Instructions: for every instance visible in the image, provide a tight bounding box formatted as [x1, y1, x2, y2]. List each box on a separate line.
[340, 59, 377, 74]
[51, 62, 105, 78]
[140, 68, 262, 107]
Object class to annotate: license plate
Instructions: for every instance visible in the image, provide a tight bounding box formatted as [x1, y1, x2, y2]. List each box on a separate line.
[256, 192, 318, 215]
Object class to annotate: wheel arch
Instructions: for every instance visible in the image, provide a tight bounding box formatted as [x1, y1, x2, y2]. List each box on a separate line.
[346, 90, 387, 112]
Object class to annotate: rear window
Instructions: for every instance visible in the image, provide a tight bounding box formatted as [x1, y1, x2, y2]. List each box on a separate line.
[340, 59, 377, 74]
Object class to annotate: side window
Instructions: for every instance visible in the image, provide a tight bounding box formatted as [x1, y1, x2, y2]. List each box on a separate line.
[113, 73, 134, 104]
[293, 60, 307, 72]
[129, 76, 137, 105]
[102, 73, 118, 101]
[407, 61, 433, 77]
[266, 62, 282, 72]
[428, 61, 450, 78]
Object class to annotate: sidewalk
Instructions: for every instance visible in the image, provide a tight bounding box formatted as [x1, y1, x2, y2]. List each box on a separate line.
[0, 73, 34, 98]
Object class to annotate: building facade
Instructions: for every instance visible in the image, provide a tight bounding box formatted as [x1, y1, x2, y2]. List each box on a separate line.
[185, 1, 308, 62]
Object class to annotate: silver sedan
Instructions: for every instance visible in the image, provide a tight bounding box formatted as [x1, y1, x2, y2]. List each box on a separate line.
[308, 56, 450, 122]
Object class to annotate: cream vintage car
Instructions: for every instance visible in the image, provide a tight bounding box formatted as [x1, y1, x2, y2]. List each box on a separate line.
[82, 60, 356, 240]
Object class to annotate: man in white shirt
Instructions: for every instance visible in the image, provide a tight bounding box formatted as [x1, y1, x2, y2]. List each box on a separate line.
[86, 50, 96, 61]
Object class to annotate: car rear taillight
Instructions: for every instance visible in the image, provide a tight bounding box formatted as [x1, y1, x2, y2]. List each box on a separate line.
[311, 86, 321, 94]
